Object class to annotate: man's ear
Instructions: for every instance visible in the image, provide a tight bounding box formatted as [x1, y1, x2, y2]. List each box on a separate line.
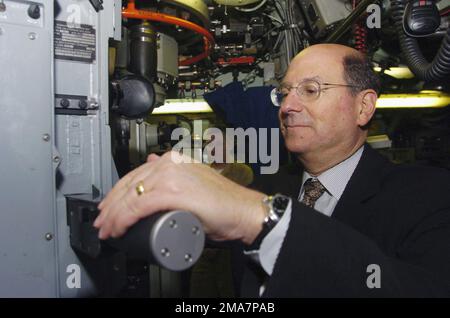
[357, 89, 377, 127]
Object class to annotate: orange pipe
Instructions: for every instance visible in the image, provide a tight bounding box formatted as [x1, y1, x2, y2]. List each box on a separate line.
[122, 0, 215, 66]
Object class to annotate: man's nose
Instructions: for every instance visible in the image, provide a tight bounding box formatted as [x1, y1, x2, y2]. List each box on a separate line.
[280, 90, 304, 114]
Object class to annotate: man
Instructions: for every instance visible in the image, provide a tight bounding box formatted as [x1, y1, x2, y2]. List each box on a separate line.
[94, 44, 450, 297]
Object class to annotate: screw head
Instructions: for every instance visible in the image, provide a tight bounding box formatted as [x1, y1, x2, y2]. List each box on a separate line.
[169, 219, 177, 229]
[192, 226, 200, 235]
[42, 134, 50, 142]
[60, 99, 70, 108]
[45, 233, 53, 241]
[53, 156, 60, 163]
[161, 248, 170, 257]
[78, 100, 88, 109]
[184, 254, 193, 263]
[28, 32, 36, 40]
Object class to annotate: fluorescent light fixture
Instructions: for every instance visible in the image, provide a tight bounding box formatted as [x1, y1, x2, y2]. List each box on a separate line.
[152, 99, 213, 114]
[376, 93, 450, 108]
[151, 93, 450, 115]
[373, 66, 415, 79]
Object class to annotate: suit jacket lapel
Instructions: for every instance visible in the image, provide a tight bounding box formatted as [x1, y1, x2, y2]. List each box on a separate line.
[252, 163, 303, 198]
[279, 164, 304, 198]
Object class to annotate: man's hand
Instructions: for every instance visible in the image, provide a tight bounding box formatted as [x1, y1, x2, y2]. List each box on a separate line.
[93, 151, 267, 244]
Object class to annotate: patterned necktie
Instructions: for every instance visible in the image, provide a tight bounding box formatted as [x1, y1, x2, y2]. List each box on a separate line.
[301, 178, 326, 208]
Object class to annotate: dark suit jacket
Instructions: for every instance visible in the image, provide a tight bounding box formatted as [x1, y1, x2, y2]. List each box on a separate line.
[243, 144, 450, 297]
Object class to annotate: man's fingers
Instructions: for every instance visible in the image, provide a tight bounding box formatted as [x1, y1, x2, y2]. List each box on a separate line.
[97, 196, 128, 239]
[109, 195, 142, 238]
[95, 161, 166, 229]
[97, 168, 164, 237]
[95, 174, 147, 229]
[98, 190, 176, 240]
[98, 162, 150, 210]
[97, 160, 159, 226]
[96, 152, 204, 239]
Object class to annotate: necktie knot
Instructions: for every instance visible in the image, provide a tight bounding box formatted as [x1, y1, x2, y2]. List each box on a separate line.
[301, 178, 326, 208]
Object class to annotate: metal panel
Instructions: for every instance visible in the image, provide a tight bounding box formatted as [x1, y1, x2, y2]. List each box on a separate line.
[157, 33, 178, 79]
[299, 0, 351, 36]
[0, 0, 57, 297]
[53, 0, 120, 297]
[0, 0, 122, 297]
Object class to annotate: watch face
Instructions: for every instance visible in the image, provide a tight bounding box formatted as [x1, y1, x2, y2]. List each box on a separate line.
[273, 195, 290, 214]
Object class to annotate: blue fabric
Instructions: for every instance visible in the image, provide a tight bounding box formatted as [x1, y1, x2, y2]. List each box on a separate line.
[204, 82, 289, 175]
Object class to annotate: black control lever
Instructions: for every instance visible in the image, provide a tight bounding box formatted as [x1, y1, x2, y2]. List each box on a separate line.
[66, 194, 205, 272]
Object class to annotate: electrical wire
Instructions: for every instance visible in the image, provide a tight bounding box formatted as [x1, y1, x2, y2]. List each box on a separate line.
[251, 25, 280, 45]
[262, 12, 283, 26]
[234, 0, 268, 12]
[273, 0, 286, 21]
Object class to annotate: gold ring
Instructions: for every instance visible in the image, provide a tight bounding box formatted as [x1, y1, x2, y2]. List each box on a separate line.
[135, 181, 145, 196]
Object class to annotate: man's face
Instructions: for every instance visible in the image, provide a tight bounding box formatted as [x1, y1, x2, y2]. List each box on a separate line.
[278, 50, 362, 157]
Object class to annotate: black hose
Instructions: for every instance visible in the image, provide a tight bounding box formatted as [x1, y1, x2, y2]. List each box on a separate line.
[391, 0, 450, 81]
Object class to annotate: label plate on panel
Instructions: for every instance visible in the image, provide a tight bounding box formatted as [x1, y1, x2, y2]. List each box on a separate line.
[55, 21, 96, 63]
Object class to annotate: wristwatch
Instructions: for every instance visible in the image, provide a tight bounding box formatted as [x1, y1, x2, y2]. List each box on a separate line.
[246, 193, 291, 250]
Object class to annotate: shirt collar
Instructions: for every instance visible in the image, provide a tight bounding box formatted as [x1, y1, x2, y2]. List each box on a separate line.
[301, 146, 364, 201]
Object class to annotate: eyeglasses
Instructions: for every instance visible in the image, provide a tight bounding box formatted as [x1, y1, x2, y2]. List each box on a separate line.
[270, 79, 360, 107]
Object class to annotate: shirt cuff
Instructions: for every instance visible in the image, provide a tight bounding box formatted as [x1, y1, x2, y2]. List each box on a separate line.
[259, 198, 292, 275]
[243, 198, 292, 275]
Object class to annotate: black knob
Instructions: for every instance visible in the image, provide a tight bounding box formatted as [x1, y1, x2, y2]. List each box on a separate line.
[60, 99, 70, 108]
[28, 4, 40, 19]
